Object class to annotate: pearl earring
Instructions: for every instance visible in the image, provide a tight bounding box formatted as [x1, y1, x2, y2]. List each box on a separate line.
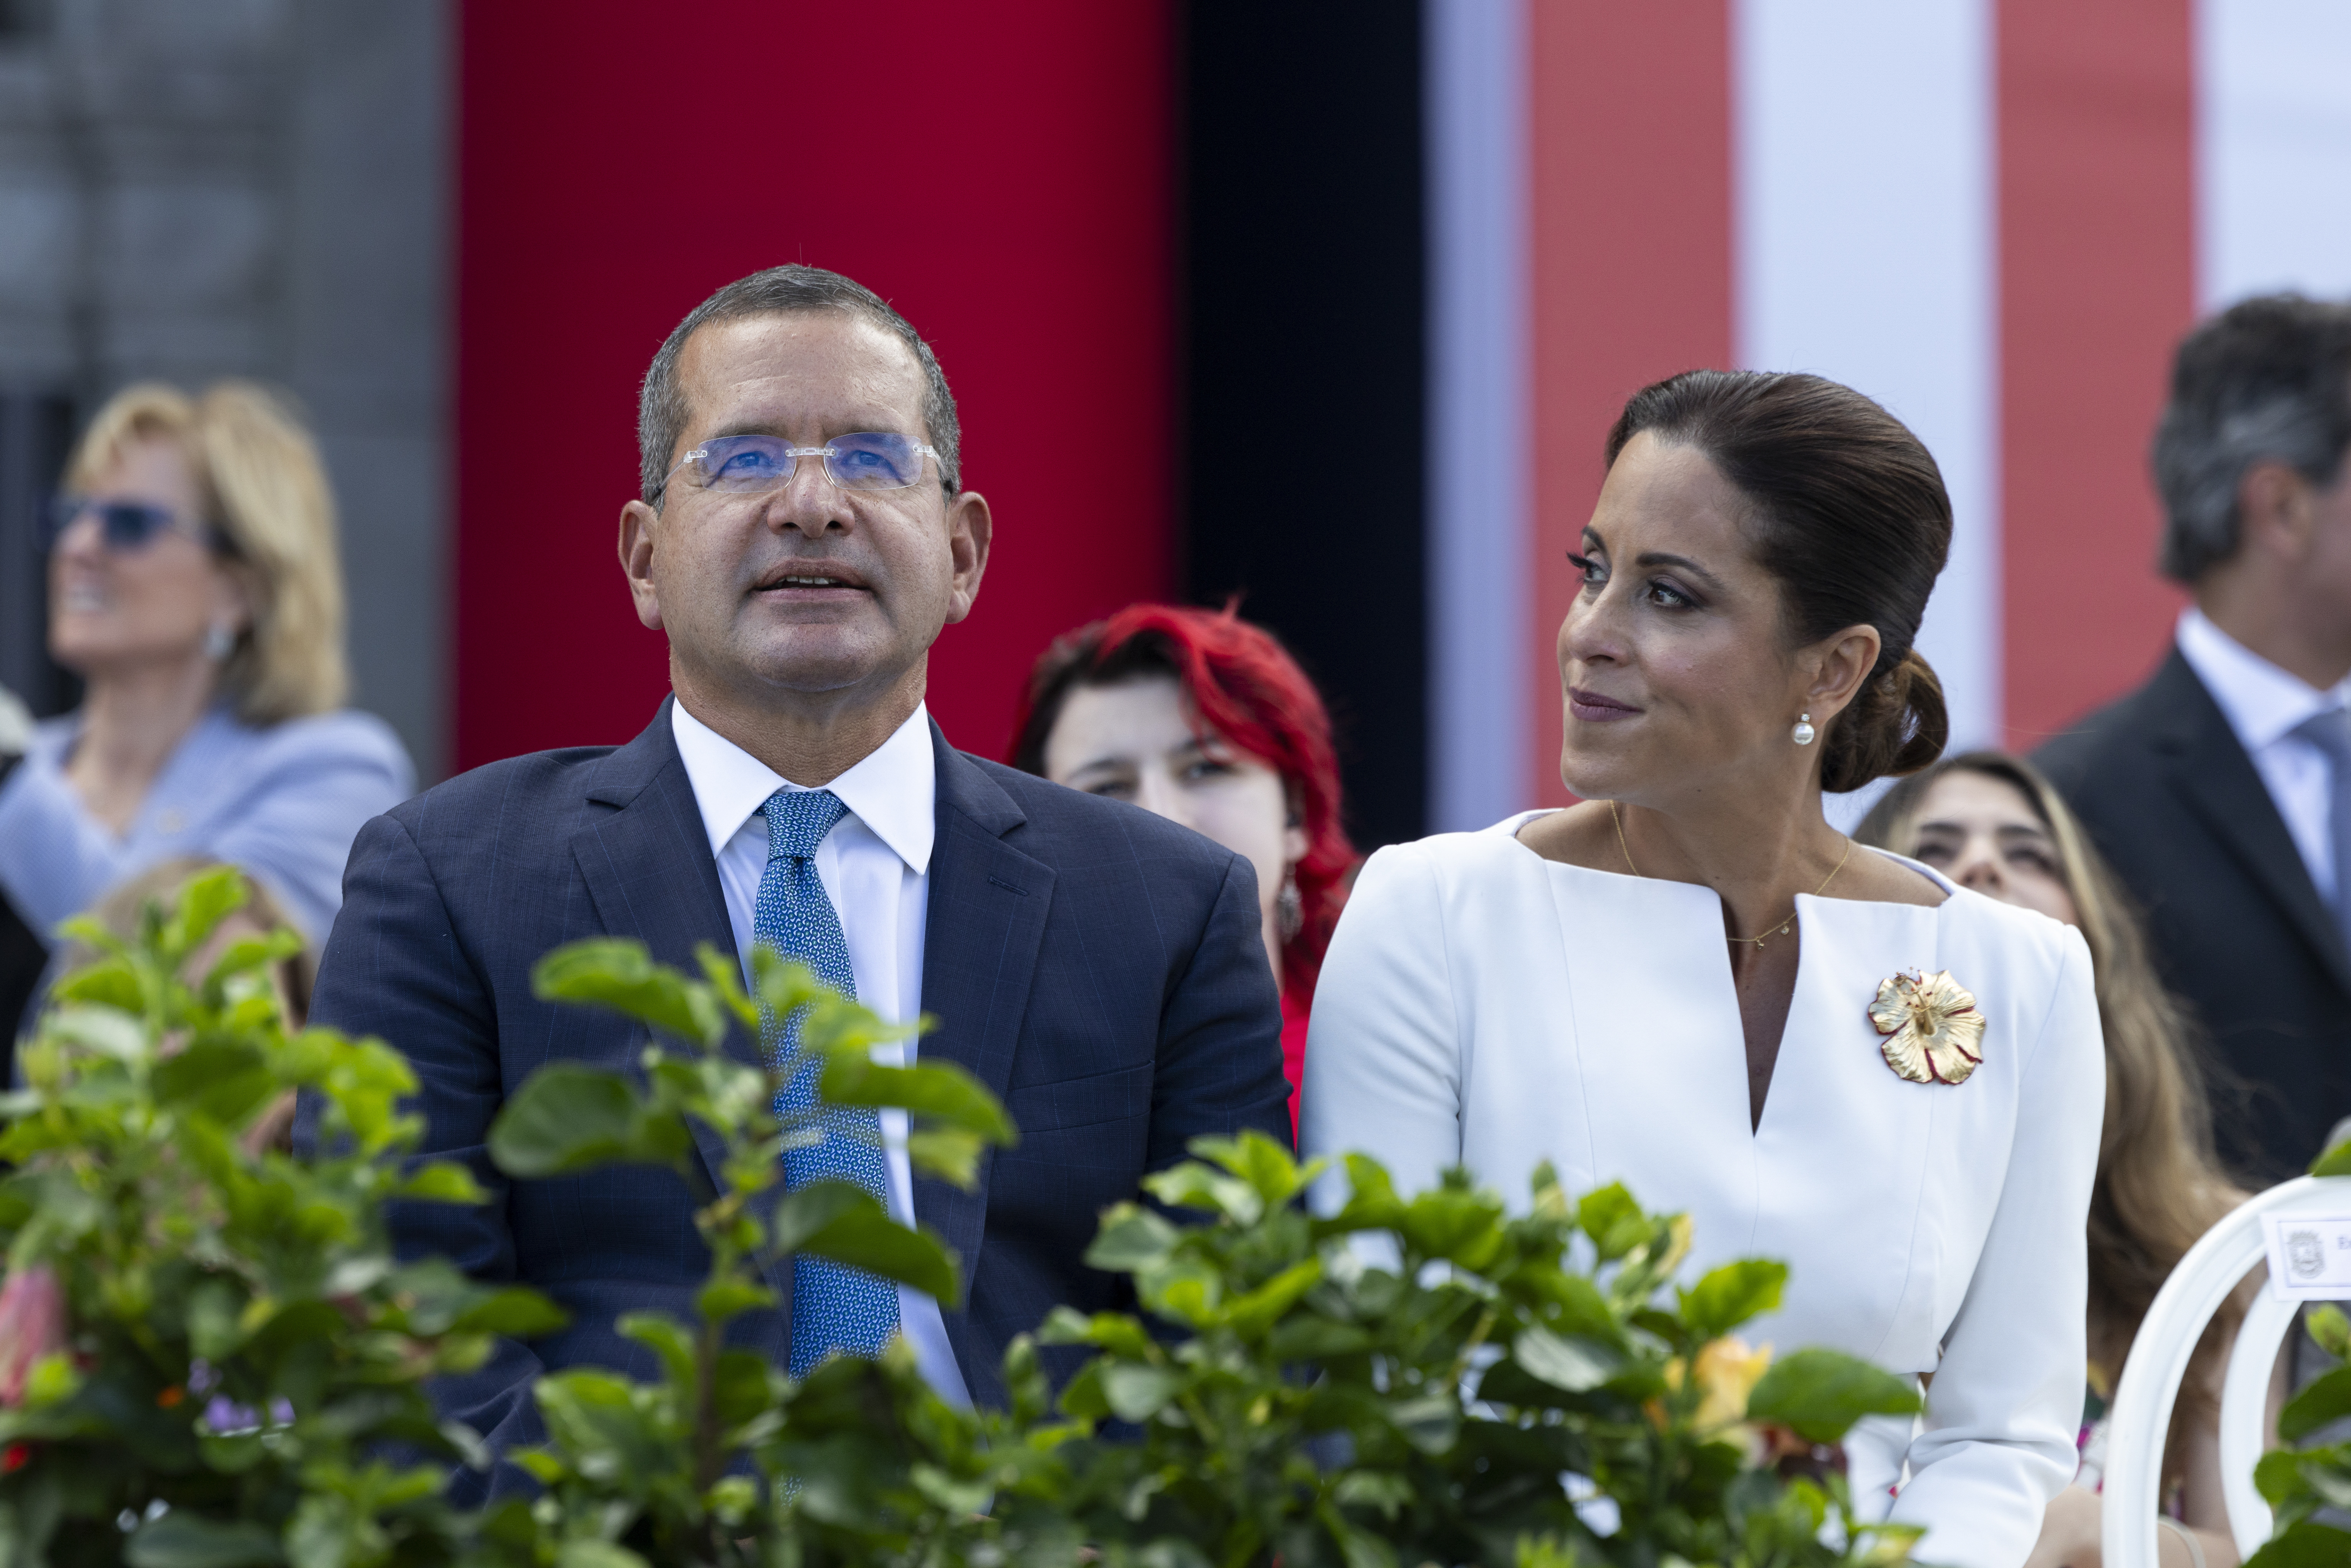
[203, 618, 236, 661]
[1791, 712, 1816, 746]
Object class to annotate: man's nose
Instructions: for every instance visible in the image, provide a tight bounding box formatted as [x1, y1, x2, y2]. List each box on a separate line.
[761, 455, 853, 537]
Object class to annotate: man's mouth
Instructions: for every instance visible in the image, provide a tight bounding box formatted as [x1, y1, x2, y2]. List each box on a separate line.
[755, 567, 869, 593]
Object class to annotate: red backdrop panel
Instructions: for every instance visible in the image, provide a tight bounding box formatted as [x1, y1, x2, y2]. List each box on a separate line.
[454, 2, 1173, 772]
[1998, 0, 2195, 747]
[1527, 2, 1736, 808]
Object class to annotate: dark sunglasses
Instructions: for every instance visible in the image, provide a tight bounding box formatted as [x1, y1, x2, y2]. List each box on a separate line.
[43, 495, 228, 555]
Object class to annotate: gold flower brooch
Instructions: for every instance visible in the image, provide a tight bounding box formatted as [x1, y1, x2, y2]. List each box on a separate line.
[1870, 970, 1986, 1086]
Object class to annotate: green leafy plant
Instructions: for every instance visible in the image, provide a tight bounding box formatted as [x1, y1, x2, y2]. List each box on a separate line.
[465, 936, 1016, 1568]
[0, 865, 557, 1568]
[487, 941, 1927, 1568]
[2, 880, 1933, 1568]
[2247, 1138, 2351, 1565]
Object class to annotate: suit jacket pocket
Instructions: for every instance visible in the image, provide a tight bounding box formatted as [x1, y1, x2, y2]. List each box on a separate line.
[1003, 1060, 1153, 1135]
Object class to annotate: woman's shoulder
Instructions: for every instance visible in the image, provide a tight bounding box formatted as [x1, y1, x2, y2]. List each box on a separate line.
[1925, 870, 2094, 1004]
[1356, 813, 1556, 892]
[224, 708, 416, 789]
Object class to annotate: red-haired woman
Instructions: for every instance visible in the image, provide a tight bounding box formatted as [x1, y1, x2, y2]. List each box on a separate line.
[1010, 605, 1357, 1132]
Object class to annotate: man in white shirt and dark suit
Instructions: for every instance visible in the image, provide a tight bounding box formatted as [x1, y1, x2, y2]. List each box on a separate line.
[299, 264, 1292, 1497]
[2039, 294, 2351, 1183]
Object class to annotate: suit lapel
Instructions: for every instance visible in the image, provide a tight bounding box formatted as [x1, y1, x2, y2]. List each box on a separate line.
[566, 700, 785, 1312]
[913, 725, 1055, 1315]
[2152, 651, 2351, 999]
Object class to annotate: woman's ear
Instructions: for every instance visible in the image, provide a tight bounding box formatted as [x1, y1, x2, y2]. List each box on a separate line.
[1804, 623, 1884, 717]
[213, 559, 257, 636]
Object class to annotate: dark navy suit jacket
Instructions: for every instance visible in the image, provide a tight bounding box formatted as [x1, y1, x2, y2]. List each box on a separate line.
[302, 702, 1290, 1484]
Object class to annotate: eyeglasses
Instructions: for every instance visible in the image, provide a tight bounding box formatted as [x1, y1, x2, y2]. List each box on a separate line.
[44, 495, 225, 554]
[666, 432, 942, 499]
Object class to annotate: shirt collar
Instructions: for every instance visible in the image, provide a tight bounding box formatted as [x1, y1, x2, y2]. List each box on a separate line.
[669, 699, 936, 875]
[2176, 606, 2351, 750]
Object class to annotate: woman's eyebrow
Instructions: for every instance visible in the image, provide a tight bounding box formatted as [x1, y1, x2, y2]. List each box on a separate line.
[1633, 550, 1725, 590]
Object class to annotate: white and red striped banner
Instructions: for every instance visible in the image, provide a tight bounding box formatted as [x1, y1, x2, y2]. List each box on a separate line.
[1428, 0, 2351, 830]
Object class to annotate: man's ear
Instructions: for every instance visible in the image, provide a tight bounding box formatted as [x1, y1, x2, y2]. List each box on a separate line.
[941, 487, 992, 626]
[619, 499, 664, 631]
[2240, 460, 2320, 563]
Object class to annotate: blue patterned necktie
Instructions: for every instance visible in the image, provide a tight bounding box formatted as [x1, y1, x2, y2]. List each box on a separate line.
[753, 787, 900, 1376]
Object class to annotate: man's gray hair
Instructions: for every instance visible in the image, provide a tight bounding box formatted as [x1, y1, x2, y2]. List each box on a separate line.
[2153, 293, 2351, 583]
[638, 264, 962, 509]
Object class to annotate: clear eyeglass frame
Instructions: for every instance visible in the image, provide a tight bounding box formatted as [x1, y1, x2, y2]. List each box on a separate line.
[663, 431, 943, 499]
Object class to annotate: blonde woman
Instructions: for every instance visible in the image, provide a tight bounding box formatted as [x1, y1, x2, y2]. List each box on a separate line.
[1859, 752, 2275, 1568]
[0, 383, 411, 965]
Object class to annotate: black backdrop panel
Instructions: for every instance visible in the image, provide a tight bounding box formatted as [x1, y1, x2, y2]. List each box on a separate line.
[1181, 0, 1427, 851]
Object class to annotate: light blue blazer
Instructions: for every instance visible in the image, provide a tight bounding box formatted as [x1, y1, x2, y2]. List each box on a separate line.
[0, 705, 414, 949]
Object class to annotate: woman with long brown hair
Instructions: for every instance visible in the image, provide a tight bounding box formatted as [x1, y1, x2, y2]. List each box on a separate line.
[1859, 752, 2271, 1568]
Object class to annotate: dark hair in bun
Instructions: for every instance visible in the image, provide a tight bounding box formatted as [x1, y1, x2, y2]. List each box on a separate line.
[1605, 369, 1951, 793]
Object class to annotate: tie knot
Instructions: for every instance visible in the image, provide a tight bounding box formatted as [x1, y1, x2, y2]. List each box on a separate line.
[2298, 707, 2351, 764]
[762, 787, 848, 862]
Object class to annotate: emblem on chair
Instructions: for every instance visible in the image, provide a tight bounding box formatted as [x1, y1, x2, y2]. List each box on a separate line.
[1870, 969, 1986, 1086]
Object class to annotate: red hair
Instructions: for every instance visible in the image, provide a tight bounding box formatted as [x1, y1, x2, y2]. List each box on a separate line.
[1009, 603, 1357, 998]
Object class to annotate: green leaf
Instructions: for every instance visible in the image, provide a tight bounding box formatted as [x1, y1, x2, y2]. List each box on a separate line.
[535, 1370, 672, 1486]
[167, 866, 251, 957]
[1578, 1183, 1653, 1261]
[1084, 1205, 1181, 1274]
[488, 1063, 688, 1177]
[1398, 1186, 1505, 1269]
[2256, 1448, 2309, 1507]
[620, 1312, 697, 1389]
[768, 1180, 875, 1254]
[1679, 1259, 1788, 1340]
[532, 938, 724, 1046]
[1745, 1347, 1922, 1442]
[1191, 1128, 1305, 1208]
[151, 1042, 276, 1126]
[2282, 1367, 2351, 1442]
[2248, 1522, 2351, 1568]
[397, 1161, 487, 1204]
[1100, 1363, 1182, 1422]
[126, 1513, 285, 1568]
[697, 1277, 777, 1326]
[2311, 1305, 2351, 1361]
[905, 1127, 987, 1188]
[1036, 1307, 1158, 1360]
[1144, 1161, 1264, 1224]
[1512, 1325, 1627, 1393]
[555, 1543, 653, 1568]
[2312, 1140, 2351, 1178]
[1223, 1257, 1322, 1339]
[452, 1287, 570, 1339]
[819, 1056, 1015, 1144]
[770, 1180, 960, 1302]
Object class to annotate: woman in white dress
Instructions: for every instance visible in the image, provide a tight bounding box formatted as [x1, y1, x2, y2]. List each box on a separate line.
[1302, 370, 2104, 1568]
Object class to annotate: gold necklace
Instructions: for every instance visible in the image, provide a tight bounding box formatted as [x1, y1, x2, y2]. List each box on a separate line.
[1609, 799, 1853, 947]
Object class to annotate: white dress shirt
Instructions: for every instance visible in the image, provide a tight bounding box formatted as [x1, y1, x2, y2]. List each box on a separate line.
[2176, 606, 2351, 903]
[669, 699, 971, 1406]
[1302, 818, 2105, 1568]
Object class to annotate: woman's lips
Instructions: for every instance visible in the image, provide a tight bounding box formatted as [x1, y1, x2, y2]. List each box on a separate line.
[1567, 686, 1643, 723]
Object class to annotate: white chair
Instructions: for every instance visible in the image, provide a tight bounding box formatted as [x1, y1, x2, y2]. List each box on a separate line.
[2102, 1173, 2351, 1564]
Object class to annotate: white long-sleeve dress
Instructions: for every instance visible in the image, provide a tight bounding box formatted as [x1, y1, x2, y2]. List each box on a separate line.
[1300, 815, 2105, 1568]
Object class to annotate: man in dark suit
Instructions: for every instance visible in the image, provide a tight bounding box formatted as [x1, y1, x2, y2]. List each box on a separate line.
[302, 265, 1290, 1488]
[2038, 295, 2351, 1184]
